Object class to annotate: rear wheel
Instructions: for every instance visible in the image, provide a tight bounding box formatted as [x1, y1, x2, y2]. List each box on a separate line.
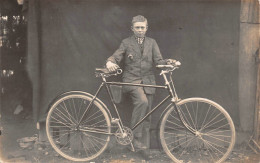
[46, 93, 111, 161]
[160, 98, 235, 163]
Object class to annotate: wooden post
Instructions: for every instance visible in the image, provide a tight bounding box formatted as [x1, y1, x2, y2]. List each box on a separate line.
[253, 0, 260, 142]
[254, 49, 260, 143]
[239, 0, 259, 132]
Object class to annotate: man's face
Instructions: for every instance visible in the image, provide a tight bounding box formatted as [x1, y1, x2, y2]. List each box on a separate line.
[132, 21, 148, 38]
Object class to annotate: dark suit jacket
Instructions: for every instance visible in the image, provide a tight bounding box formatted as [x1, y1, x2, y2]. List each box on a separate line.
[107, 35, 166, 94]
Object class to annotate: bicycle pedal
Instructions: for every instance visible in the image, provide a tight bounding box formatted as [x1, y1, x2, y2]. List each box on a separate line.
[130, 142, 135, 152]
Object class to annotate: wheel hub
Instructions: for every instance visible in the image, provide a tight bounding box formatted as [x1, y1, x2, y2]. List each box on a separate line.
[195, 131, 200, 136]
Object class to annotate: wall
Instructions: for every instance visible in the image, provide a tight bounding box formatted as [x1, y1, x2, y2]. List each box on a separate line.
[27, 0, 241, 145]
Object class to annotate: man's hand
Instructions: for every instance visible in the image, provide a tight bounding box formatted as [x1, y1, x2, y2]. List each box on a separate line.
[166, 59, 177, 65]
[106, 61, 120, 72]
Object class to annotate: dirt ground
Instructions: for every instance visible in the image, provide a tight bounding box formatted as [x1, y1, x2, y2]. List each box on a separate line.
[0, 94, 259, 163]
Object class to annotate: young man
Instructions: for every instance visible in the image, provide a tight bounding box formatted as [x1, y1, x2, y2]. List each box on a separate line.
[106, 15, 173, 152]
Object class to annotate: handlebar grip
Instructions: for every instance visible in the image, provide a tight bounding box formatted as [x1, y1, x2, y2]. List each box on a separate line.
[156, 65, 174, 68]
[95, 68, 110, 74]
[175, 61, 181, 66]
[116, 69, 123, 74]
[156, 61, 181, 68]
[95, 68, 123, 75]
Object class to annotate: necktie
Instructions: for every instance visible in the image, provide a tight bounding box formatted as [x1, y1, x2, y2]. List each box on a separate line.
[135, 37, 144, 54]
[137, 37, 144, 44]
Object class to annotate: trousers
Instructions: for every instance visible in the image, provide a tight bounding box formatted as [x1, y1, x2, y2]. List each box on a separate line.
[129, 87, 153, 147]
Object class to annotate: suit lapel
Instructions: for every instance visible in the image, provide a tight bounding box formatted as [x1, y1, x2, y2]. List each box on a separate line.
[142, 37, 150, 58]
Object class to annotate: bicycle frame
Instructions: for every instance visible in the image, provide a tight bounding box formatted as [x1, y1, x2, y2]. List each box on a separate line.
[78, 70, 196, 135]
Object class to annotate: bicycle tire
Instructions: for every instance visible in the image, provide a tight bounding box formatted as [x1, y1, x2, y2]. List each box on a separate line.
[160, 98, 235, 163]
[46, 92, 111, 161]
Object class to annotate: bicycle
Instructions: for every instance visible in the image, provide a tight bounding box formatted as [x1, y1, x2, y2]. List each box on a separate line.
[46, 61, 236, 163]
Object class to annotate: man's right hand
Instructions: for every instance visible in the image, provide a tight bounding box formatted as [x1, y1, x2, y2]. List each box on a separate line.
[106, 61, 120, 72]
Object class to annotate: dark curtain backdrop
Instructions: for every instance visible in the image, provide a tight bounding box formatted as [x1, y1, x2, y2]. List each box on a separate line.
[27, 0, 240, 129]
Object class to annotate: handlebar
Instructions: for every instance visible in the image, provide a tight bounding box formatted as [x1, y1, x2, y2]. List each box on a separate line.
[96, 60, 180, 78]
[156, 65, 174, 68]
[156, 61, 181, 69]
[95, 68, 122, 77]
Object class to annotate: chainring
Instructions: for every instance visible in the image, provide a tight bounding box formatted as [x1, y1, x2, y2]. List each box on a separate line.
[115, 127, 133, 145]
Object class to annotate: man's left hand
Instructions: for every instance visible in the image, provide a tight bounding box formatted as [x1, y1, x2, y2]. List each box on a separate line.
[166, 59, 176, 65]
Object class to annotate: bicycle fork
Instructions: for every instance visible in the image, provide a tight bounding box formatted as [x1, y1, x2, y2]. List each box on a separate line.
[161, 72, 196, 135]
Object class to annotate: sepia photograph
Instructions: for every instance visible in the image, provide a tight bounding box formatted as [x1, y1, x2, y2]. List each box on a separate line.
[0, 0, 259, 162]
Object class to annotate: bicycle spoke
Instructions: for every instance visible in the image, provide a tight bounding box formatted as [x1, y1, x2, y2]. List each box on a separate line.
[195, 101, 203, 129]
[52, 131, 72, 144]
[86, 136, 99, 154]
[166, 119, 185, 129]
[58, 132, 77, 151]
[80, 135, 91, 158]
[164, 131, 190, 138]
[169, 136, 196, 151]
[50, 128, 72, 133]
[204, 132, 231, 139]
[169, 112, 181, 123]
[53, 106, 76, 126]
[81, 112, 104, 126]
[166, 133, 195, 147]
[202, 139, 216, 161]
[179, 135, 197, 158]
[165, 124, 189, 133]
[49, 120, 73, 128]
[204, 134, 231, 144]
[201, 138, 226, 155]
[89, 134, 108, 147]
[82, 126, 109, 132]
[83, 132, 109, 142]
[71, 98, 79, 123]
[184, 103, 197, 130]
[201, 116, 227, 131]
[50, 112, 73, 125]
[164, 133, 194, 141]
[205, 129, 231, 135]
[191, 102, 198, 130]
[201, 139, 224, 162]
[200, 112, 223, 131]
[203, 123, 230, 135]
[90, 119, 106, 127]
[179, 105, 193, 129]
[50, 116, 73, 129]
[61, 101, 78, 124]
[200, 103, 211, 130]
[52, 109, 72, 125]
[81, 109, 101, 124]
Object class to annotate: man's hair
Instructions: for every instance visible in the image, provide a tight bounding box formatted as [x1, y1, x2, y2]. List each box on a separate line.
[132, 15, 148, 25]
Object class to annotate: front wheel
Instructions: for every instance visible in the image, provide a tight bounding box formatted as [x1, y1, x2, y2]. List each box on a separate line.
[160, 98, 235, 163]
[46, 92, 111, 162]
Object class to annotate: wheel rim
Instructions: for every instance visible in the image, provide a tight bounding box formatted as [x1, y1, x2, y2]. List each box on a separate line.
[46, 94, 111, 161]
[160, 98, 235, 163]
